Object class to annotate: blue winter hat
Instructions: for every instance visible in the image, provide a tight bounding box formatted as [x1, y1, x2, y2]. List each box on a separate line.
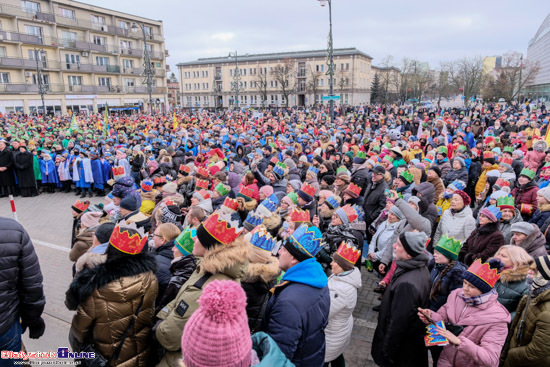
[285, 224, 323, 261]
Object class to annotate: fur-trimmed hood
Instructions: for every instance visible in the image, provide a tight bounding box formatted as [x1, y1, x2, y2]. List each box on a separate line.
[263, 213, 282, 230]
[66, 252, 157, 310]
[177, 175, 193, 185]
[242, 256, 280, 284]
[75, 251, 107, 273]
[199, 236, 250, 278]
[499, 264, 530, 284]
[533, 139, 548, 152]
[242, 198, 258, 212]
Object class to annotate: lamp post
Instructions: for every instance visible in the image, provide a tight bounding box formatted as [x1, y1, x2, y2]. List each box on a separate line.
[318, 0, 335, 123]
[33, 48, 47, 116]
[228, 51, 241, 111]
[131, 22, 155, 115]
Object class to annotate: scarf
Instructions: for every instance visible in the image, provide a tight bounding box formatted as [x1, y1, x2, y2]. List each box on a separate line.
[531, 275, 550, 297]
[459, 288, 496, 306]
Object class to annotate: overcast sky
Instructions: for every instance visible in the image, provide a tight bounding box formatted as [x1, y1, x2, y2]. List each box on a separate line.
[92, 0, 548, 77]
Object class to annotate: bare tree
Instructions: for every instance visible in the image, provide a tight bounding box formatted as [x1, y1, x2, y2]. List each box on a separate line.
[271, 59, 295, 107]
[306, 65, 322, 105]
[444, 56, 484, 106]
[255, 70, 269, 106]
[336, 69, 348, 96]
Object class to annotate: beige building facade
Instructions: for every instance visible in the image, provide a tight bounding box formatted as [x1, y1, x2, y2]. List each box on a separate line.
[177, 48, 373, 109]
[0, 0, 168, 114]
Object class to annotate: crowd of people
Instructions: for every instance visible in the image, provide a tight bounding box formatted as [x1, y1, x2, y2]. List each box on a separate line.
[1, 101, 550, 367]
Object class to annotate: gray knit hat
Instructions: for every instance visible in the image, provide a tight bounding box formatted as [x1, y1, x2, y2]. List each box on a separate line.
[538, 187, 550, 203]
[511, 222, 535, 236]
[389, 206, 404, 220]
[399, 232, 428, 257]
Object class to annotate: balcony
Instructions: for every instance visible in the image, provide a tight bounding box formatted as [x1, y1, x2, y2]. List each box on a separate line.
[0, 30, 59, 47]
[0, 2, 55, 22]
[122, 67, 143, 75]
[146, 33, 164, 43]
[297, 71, 306, 78]
[150, 51, 164, 60]
[120, 48, 143, 57]
[0, 83, 64, 93]
[214, 73, 222, 80]
[93, 64, 121, 73]
[62, 62, 93, 72]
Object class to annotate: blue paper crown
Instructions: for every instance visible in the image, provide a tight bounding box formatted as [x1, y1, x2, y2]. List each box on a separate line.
[325, 196, 340, 210]
[352, 204, 365, 222]
[308, 166, 319, 175]
[450, 180, 466, 191]
[259, 194, 279, 213]
[485, 205, 502, 220]
[273, 162, 286, 178]
[244, 213, 263, 227]
[290, 224, 323, 257]
[250, 230, 276, 252]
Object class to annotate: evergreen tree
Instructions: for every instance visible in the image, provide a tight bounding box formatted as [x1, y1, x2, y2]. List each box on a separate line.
[371, 73, 382, 103]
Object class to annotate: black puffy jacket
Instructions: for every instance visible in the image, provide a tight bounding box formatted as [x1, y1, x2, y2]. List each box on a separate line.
[0, 217, 45, 335]
[152, 240, 175, 299]
[363, 179, 388, 227]
[155, 254, 197, 313]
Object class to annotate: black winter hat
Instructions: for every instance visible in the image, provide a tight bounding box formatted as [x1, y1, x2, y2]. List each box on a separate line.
[94, 222, 116, 244]
[429, 166, 442, 178]
[322, 175, 335, 186]
[120, 195, 139, 211]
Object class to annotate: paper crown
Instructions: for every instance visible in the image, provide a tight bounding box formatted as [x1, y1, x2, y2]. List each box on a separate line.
[290, 224, 323, 258]
[466, 258, 501, 289]
[336, 166, 348, 175]
[272, 162, 286, 178]
[400, 171, 414, 184]
[308, 166, 319, 175]
[383, 155, 394, 163]
[484, 136, 496, 145]
[290, 208, 310, 223]
[256, 194, 279, 217]
[238, 186, 255, 200]
[340, 204, 358, 223]
[356, 151, 367, 159]
[503, 146, 514, 154]
[195, 178, 209, 190]
[325, 196, 340, 210]
[520, 168, 536, 180]
[195, 189, 210, 200]
[352, 204, 365, 222]
[72, 200, 89, 213]
[483, 205, 502, 221]
[269, 156, 279, 164]
[499, 157, 513, 166]
[424, 154, 434, 162]
[175, 227, 196, 256]
[542, 162, 550, 170]
[179, 164, 191, 174]
[141, 180, 153, 192]
[154, 176, 167, 185]
[495, 178, 510, 188]
[250, 228, 276, 253]
[164, 198, 176, 207]
[434, 235, 462, 261]
[346, 183, 361, 197]
[201, 212, 242, 245]
[334, 241, 361, 265]
[244, 212, 263, 228]
[112, 166, 125, 179]
[214, 183, 230, 196]
[437, 146, 448, 155]
[196, 167, 210, 178]
[109, 222, 147, 255]
[298, 183, 316, 199]
[483, 151, 495, 159]
[222, 197, 239, 212]
[497, 195, 515, 210]
[449, 180, 466, 191]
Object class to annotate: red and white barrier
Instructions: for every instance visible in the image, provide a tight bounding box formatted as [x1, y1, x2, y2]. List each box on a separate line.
[9, 194, 18, 222]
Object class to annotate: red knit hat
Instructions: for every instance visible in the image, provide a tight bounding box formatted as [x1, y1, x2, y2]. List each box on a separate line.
[453, 190, 471, 206]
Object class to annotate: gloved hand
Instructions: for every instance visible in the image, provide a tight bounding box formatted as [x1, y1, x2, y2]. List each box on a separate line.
[22, 317, 46, 339]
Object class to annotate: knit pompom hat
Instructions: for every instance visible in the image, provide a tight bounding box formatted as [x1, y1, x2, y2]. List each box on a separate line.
[182, 280, 251, 367]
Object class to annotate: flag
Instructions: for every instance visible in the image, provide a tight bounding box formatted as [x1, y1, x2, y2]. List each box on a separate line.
[173, 112, 178, 129]
[545, 123, 550, 147]
[69, 113, 78, 134]
[103, 104, 109, 138]
[416, 119, 423, 138]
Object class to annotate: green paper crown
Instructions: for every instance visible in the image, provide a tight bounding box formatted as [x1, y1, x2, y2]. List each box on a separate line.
[384, 156, 394, 163]
[520, 168, 536, 180]
[356, 151, 367, 159]
[175, 227, 196, 256]
[503, 146, 514, 153]
[497, 195, 515, 209]
[457, 145, 467, 152]
[215, 183, 230, 196]
[336, 166, 348, 175]
[383, 142, 392, 149]
[400, 171, 414, 184]
[434, 235, 462, 261]
[286, 192, 298, 205]
[437, 146, 448, 155]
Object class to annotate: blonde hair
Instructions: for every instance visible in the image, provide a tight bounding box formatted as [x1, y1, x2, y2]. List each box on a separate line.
[495, 245, 534, 269]
[157, 223, 181, 242]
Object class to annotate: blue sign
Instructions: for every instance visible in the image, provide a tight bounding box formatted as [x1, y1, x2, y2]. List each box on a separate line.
[322, 95, 341, 101]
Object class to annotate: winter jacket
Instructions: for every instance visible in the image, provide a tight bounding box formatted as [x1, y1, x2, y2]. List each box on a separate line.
[428, 260, 467, 311]
[363, 179, 388, 227]
[499, 208, 523, 244]
[252, 332, 294, 367]
[522, 149, 546, 170]
[475, 164, 499, 197]
[14, 150, 36, 188]
[428, 176, 445, 204]
[432, 206, 476, 246]
[66, 253, 158, 367]
[372, 253, 431, 367]
[529, 203, 550, 230]
[151, 241, 175, 298]
[395, 198, 432, 236]
[413, 182, 439, 229]
[325, 268, 361, 363]
[0, 148, 16, 187]
[459, 222, 505, 266]
[437, 159, 452, 178]
[69, 226, 97, 263]
[0, 217, 45, 336]
[351, 165, 370, 197]
[510, 224, 548, 258]
[241, 256, 280, 333]
[262, 257, 330, 367]
[155, 237, 249, 367]
[368, 219, 405, 262]
[495, 265, 529, 317]
[511, 182, 539, 219]
[431, 289, 510, 367]
[443, 167, 468, 187]
[500, 288, 550, 367]
[155, 254, 196, 314]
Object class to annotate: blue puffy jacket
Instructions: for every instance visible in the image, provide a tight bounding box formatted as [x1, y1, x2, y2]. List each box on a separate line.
[261, 258, 329, 367]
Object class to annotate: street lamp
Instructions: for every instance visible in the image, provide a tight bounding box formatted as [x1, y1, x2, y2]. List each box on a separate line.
[131, 22, 155, 115]
[33, 48, 47, 116]
[318, 0, 335, 123]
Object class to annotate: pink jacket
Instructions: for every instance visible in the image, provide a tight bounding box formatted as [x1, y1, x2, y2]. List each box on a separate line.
[431, 289, 510, 367]
[522, 150, 545, 170]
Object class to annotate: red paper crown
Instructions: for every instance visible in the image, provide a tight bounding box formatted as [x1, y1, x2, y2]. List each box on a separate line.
[195, 178, 209, 190]
[499, 157, 513, 166]
[154, 176, 167, 185]
[72, 200, 89, 213]
[299, 183, 316, 198]
[467, 259, 501, 288]
[335, 241, 361, 264]
[222, 197, 239, 211]
[495, 178, 510, 187]
[164, 199, 176, 207]
[341, 204, 358, 222]
[202, 212, 242, 245]
[346, 183, 361, 197]
[196, 167, 210, 178]
[196, 189, 210, 200]
[290, 208, 310, 223]
[109, 225, 147, 255]
[483, 151, 494, 159]
[179, 164, 191, 174]
[270, 156, 279, 164]
[112, 166, 125, 177]
[238, 186, 255, 199]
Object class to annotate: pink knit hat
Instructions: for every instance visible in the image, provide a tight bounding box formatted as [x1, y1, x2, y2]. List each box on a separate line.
[80, 211, 102, 229]
[181, 280, 251, 367]
[259, 185, 274, 198]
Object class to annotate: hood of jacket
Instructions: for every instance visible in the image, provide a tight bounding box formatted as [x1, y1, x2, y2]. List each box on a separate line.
[396, 252, 430, 272]
[263, 213, 282, 231]
[499, 264, 530, 284]
[252, 332, 293, 366]
[330, 267, 362, 289]
[413, 182, 436, 204]
[154, 240, 175, 261]
[282, 257, 328, 289]
[199, 236, 250, 279]
[510, 224, 547, 255]
[500, 208, 522, 225]
[242, 256, 281, 284]
[196, 198, 213, 214]
[66, 252, 157, 309]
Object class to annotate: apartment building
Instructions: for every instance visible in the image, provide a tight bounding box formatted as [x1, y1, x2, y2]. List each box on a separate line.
[177, 48, 373, 109]
[0, 0, 168, 114]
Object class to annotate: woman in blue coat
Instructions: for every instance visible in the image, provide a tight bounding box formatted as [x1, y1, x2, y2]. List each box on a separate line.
[39, 151, 59, 193]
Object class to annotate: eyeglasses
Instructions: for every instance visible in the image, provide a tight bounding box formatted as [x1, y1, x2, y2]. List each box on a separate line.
[153, 234, 164, 239]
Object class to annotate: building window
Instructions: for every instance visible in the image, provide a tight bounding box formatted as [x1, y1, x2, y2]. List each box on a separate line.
[145, 44, 153, 52]
[68, 75, 82, 86]
[91, 15, 106, 25]
[242, 69, 246, 76]
[144, 26, 153, 36]
[93, 36, 106, 45]
[0, 72, 10, 84]
[98, 77, 111, 87]
[0, 47, 6, 58]
[21, 1, 39, 13]
[120, 40, 131, 50]
[24, 25, 42, 37]
[32, 73, 49, 86]
[346, 63, 350, 71]
[118, 21, 128, 29]
[243, 81, 247, 88]
[320, 79, 324, 86]
[122, 59, 134, 68]
[65, 54, 80, 68]
[58, 7, 75, 19]
[229, 69, 233, 76]
[95, 56, 109, 66]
